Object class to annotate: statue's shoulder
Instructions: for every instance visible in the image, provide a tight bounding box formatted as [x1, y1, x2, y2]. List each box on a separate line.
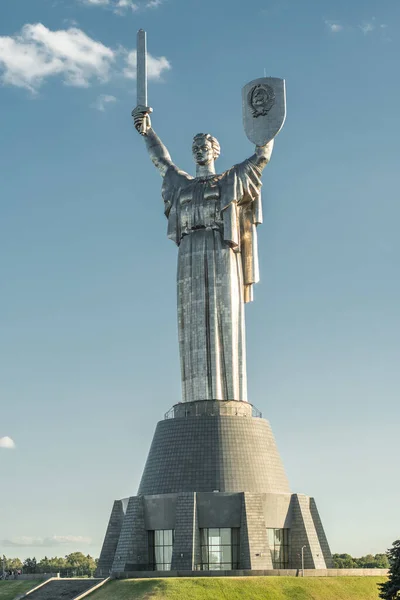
[217, 159, 251, 185]
[165, 164, 194, 185]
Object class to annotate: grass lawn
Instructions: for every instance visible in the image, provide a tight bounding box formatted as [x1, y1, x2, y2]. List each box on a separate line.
[0, 580, 42, 600]
[89, 576, 387, 600]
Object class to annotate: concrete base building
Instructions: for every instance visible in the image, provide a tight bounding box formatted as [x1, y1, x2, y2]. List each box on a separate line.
[98, 400, 333, 576]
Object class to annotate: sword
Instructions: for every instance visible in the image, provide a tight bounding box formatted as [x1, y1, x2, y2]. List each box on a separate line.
[136, 29, 151, 135]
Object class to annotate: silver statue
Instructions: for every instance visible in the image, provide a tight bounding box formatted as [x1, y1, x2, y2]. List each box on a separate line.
[132, 31, 283, 404]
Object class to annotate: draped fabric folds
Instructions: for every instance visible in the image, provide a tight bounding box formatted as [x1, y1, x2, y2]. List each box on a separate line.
[162, 159, 263, 403]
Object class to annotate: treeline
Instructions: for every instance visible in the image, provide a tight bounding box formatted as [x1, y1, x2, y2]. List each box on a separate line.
[333, 553, 389, 569]
[2, 552, 97, 577]
[2, 551, 389, 574]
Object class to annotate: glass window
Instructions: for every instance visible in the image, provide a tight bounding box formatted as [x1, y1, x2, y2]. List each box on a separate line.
[155, 530, 163, 545]
[209, 550, 221, 564]
[200, 529, 208, 546]
[200, 528, 240, 571]
[164, 530, 173, 546]
[220, 528, 231, 545]
[148, 529, 174, 571]
[267, 529, 274, 547]
[266, 528, 290, 569]
[222, 546, 232, 563]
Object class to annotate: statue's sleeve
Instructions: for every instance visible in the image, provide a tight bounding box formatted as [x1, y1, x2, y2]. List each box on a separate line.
[162, 164, 193, 245]
[221, 159, 264, 303]
[234, 158, 263, 222]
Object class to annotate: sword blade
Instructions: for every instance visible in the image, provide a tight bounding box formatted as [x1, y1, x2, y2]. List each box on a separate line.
[137, 29, 147, 107]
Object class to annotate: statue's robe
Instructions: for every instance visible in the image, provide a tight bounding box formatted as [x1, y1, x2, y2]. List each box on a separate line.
[162, 158, 263, 403]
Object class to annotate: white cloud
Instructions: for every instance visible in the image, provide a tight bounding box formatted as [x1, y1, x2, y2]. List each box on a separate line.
[80, 0, 161, 13]
[0, 24, 171, 93]
[92, 93, 117, 111]
[123, 49, 171, 80]
[0, 24, 115, 92]
[1, 535, 92, 547]
[0, 436, 15, 449]
[325, 20, 343, 33]
[115, 0, 139, 11]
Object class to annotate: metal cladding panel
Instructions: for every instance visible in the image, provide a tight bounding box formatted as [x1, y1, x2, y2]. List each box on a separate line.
[196, 492, 242, 528]
[143, 494, 177, 530]
[138, 415, 290, 496]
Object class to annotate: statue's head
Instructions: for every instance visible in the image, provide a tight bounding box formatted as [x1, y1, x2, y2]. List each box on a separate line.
[192, 133, 220, 166]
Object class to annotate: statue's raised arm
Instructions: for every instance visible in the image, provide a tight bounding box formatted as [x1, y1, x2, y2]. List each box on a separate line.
[248, 139, 274, 171]
[132, 105, 173, 178]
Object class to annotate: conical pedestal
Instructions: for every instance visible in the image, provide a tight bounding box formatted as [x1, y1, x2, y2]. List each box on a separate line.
[97, 400, 332, 576]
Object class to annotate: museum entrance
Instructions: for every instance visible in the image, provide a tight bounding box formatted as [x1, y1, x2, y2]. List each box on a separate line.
[200, 528, 240, 570]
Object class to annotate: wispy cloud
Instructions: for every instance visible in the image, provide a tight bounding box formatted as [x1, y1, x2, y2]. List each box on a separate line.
[358, 17, 387, 39]
[145, 0, 162, 8]
[1, 535, 92, 548]
[325, 20, 343, 33]
[359, 20, 376, 35]
[325, 16, 389, 39]
[92, 93, 117, 111]
[0, 436, 16, 449]
[0, 23, 171, 93]
[79, 0, 162, 14]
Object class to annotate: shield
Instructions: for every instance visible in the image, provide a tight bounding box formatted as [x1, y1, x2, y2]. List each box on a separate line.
[242, 77, 286, 146]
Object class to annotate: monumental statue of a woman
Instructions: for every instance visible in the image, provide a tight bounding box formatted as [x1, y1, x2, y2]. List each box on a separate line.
[133, 105, 274, 404]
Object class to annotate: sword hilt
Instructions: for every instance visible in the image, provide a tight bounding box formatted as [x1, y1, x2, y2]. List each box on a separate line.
[132, 106, 153, 135]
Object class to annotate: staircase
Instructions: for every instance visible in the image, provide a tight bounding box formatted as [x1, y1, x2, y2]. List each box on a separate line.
[20, 578, 105, 600]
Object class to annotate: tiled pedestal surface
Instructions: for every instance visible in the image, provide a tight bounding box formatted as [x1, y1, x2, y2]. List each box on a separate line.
[97, 400, 332, 576]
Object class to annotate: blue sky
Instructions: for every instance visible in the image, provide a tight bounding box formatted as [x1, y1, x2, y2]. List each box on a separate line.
[0, 0, 399, 560]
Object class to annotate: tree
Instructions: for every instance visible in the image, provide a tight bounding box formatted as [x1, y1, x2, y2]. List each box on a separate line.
[22, 557, 37, 574]
[333, 552, 390, 569]
[379, 540, 400, 600]
[64, 552, 96, 577]
[375, 554, 391, 569]
[3, 557, 23, 571]
[333, 553, 355, 568]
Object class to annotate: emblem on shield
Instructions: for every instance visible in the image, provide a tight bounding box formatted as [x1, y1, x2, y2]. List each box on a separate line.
[242, 77, 286, 146]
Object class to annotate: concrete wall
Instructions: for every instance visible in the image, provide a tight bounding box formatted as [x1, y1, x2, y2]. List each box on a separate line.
[115, 568, 389, 578]
[240, 493, 272, 570]
[171, 493, 197, 570]
[309, 497, 333, 568]
[290, 494, 328, 570]
[263, 492, 292, 528]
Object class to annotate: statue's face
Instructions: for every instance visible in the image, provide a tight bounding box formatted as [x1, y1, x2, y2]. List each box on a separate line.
[192, 137, 214, 165]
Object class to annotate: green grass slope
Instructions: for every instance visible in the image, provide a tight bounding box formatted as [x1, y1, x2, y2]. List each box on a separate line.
[89, 576, 387, 600]
[0, 580, 42, 600]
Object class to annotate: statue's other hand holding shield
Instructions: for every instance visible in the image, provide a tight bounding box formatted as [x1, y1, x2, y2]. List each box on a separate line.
[132, 105, 153, 135]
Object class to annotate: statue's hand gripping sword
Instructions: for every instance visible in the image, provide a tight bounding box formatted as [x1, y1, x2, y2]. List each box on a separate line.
[134, 29, 152, 135]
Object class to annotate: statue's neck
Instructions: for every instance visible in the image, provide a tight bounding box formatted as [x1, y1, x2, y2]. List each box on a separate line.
[196, 162, 216, 178]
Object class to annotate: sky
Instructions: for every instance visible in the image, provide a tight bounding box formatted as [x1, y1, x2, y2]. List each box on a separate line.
[0, 0, 399, 561]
